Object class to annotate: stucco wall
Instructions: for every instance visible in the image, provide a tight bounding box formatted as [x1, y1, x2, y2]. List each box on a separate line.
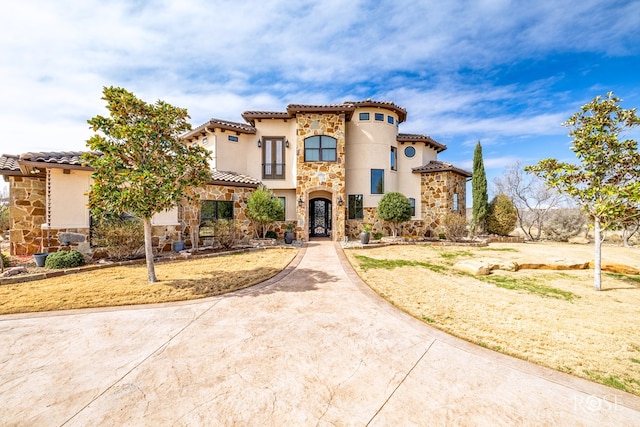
[49, 168, 91, 228]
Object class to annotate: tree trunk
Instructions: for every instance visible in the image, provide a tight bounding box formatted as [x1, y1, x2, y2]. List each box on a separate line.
[593, 217, 602, 291]
[143, 218, 158, 283]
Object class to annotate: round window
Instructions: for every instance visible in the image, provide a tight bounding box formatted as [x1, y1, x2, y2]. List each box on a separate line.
[404, 146, 416, 158]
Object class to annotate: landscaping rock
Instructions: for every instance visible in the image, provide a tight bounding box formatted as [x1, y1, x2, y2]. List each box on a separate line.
[1, 266, 27, 277]
[454, 259, 493, 276]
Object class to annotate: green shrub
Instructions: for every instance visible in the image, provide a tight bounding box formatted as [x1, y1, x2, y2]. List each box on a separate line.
[92, 218, 144, 260]
[45, 250, 85, 269]
[377, 192, 412, 237]
[1, 251, 10, 268]
[487, 193, 517, 236]
[265, 230, 277, 239]
[373, 232, 384, 240]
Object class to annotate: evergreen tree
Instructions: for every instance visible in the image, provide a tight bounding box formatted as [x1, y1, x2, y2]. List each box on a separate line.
[471, 141, 488, 234]
[487, 193, 517, 236]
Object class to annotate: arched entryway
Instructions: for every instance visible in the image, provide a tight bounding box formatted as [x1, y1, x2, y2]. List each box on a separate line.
[309, 197, 332, 238]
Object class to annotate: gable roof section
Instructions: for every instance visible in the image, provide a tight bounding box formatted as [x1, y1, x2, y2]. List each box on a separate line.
[183, 118, 257, 140]
[412, 160, 472, 177]
[0, 151, 262, 188]
[398, 133, 447, 153]
[0, 151, 95, 176]
[241, 111, 291, 125]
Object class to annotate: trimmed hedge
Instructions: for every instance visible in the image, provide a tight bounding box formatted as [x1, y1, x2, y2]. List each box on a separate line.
[45, 250, 86, 269]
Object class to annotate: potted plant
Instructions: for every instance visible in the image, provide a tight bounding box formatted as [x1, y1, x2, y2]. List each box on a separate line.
[284, 222, 295, 244]
[360, 224, 372, 244]
[33, 237, 49, 267]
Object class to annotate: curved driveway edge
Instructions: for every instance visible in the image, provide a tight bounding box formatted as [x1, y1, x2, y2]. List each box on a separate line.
[0, 240, 638, 426]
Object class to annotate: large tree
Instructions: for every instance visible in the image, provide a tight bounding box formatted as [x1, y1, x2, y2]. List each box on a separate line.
[493, 161, 568, 241]
[527, 92, 640, 291]
[377, 192, 412, 237]
[471, 141, 488, 234]
[85, 86, 212, 283]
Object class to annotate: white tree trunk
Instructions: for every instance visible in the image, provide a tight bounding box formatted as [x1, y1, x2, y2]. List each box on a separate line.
[593, 217, 602, 291]
[143, 218, 158, 283]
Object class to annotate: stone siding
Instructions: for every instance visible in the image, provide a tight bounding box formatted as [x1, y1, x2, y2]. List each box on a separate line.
[295, 113, 346, 241]
[182, 185, 256, 247]
[420, 171, 467, 238]
[8, 176, 46, 255]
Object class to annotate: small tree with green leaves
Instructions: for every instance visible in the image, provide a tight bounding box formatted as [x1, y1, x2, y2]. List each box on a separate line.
[85, 86, 212, 283]
[472, 141, 488, 234]
[246, 185, 284, 238]
[487, 193, 517, 236]
[527, 92, 640, 291]
[377, 192, 412, 237]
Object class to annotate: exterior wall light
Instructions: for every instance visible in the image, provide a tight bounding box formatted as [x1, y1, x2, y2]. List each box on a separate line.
[298, 196, 303, 207]
[257, 139, 262, 148]
[338, 196, 343, 206]
[285, 139, 289, 148]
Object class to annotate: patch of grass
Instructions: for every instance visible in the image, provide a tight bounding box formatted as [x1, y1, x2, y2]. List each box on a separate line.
[606, 272, 640, 285]
[478, 247, 519, 252]
[631, 358, 640, 364]
[583, 370, 628, 392]
[354, 255, 446, 273]
[478, 275, 578, 301]
[439, 250, 473, 259]
[422, 316, 436, 324]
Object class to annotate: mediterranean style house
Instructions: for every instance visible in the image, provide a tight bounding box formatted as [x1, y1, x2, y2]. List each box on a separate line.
[0, 100, 471, 256]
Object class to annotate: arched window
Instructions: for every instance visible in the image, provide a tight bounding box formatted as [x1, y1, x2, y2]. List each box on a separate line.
[304, 136, 337, 162]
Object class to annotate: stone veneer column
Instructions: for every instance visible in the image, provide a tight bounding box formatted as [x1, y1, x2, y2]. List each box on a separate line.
[8, 176, 47, 255]
[420, 171, 467, 237]
[295, 113, 346, 241]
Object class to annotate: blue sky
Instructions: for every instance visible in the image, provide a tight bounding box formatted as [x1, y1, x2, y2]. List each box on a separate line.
[1, 0, 639, 196]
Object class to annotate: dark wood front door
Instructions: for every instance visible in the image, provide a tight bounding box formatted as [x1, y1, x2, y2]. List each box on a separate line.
[309, 198, 331, 237]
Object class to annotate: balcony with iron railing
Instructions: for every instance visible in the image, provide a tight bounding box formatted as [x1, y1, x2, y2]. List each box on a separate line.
[262, 163, 285, 179]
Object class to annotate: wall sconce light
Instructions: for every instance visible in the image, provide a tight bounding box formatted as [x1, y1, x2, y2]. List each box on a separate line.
[285, 139, 289, 148]
[257, 139, 262, 148]
[338, 196, 343, 206]
[298, 196, 303, 207]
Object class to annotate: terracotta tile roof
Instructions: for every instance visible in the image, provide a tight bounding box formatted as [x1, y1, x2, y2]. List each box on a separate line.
[412, 160, 472, 177]
[346, 100, 407, 123]
[241, 111, 292, 124]
[398, 133, 447, 152]
[19, 151, 93, 165]
[210, 170, 260, 187]
[0, 154, 20, 173]
[183, 118, 256, 139]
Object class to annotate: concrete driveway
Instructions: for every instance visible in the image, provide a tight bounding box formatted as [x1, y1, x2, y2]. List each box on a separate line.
[1, 240, 639, 426]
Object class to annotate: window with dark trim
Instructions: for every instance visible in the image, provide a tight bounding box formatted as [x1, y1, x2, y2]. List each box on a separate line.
[304, 135, 337, 162]
[404, 146, 416, 158]
[453, 193, 459, 212]
[391, 146, 397, 171]
[409, 198, 416, 216]
[262, 137, 285, 179]
[278, 197, 286, 221]
[348, 194, 363, 219]
[228, 135, 238, 142]
[375, 113, 384, 121]
[371, 169, 384, 194]
[387, 116, 394, 124]
[199, 200, 234, 237]
[359, 112, 370, 120]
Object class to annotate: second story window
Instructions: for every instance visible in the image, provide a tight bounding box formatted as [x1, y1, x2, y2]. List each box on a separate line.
[391, 146, 397, 171]
[304, 135, 337, 162]
[375, 113, 384, 121]
[262, 137, 285, 179]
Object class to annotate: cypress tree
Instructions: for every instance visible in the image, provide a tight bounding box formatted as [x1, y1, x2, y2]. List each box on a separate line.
[472, 141, 488, 234]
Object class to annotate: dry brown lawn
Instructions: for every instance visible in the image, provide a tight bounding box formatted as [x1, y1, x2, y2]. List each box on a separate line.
[344, 242, 640, 396]
[0, 248, 297, 315]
